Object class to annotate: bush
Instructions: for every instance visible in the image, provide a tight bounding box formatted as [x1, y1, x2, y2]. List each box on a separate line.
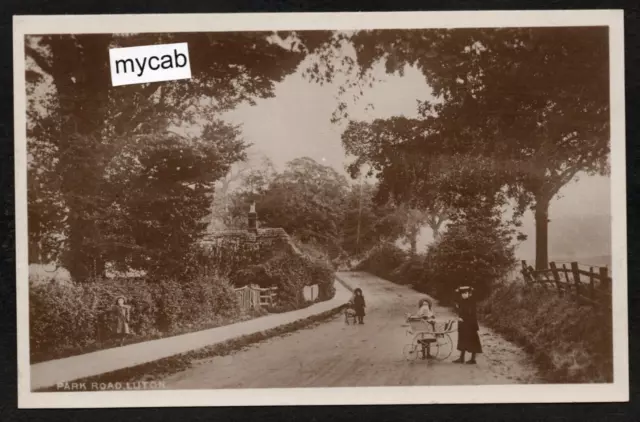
[29, 272, 239, 363]
[356, 242, 408, 280]
[420, 211, 516, 304]
[388, 254, 426, 285]
[479, 282, 613, 383]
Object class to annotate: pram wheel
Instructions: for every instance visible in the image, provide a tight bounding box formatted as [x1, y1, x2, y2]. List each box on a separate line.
[403, 344, 420, 361]
[433, 333, 453, 360]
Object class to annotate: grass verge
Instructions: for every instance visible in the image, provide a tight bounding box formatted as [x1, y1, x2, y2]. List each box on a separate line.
[36, 303, 346, 392]
[478, 282, 613, 383]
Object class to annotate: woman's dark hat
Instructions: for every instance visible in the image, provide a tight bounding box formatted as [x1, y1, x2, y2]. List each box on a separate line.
[354, 288, 362, 294]
[115, 295, 126, 303]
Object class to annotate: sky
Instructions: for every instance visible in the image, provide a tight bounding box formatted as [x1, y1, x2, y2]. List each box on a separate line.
[221, 55, 612, 262]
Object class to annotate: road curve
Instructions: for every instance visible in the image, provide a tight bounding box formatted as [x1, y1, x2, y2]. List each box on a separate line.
[161, 272, 540, 388]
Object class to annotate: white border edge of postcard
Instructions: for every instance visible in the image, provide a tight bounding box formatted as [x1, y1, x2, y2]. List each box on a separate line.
[13, 10, 624, 34]
[608, 10, 629, 402]
[14, 17, 32, 409]
[14, 10, 628, 408]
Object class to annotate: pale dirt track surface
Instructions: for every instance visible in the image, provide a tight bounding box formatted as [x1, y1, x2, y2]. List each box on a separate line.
[161, 272, 541, 389]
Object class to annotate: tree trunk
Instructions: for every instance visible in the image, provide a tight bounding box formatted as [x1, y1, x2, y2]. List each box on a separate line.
[429, 222, 441, 242]
[426, 210, 446, 242]
[534, 194, 551, 270]
[48, 35, 112, 282]
[409, 233, 417, 257]
[66, 215, 94, 280]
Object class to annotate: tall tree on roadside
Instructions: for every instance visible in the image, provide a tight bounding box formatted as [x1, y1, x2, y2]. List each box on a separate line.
[25, 31, 333, 281]
[103, 124, 246, 277]
[321, 27, 609, 269]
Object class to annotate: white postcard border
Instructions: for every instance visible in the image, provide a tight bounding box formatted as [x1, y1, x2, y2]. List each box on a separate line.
[14, 10, 628, 408]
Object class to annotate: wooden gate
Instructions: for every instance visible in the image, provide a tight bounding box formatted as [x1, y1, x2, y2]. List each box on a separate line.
[234, 285, 278, 311]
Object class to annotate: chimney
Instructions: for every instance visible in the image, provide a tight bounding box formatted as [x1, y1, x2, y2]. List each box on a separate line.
[248, 201, 258, 233]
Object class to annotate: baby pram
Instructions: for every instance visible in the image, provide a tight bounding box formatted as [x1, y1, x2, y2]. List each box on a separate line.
[344, 302, 358, 325]
[401, 317, 457, 361]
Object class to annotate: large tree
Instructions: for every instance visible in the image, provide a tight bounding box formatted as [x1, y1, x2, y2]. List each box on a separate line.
[26, 31, 333, 281]
[101, 124, 246, 277]
[320, 27, 609, 270]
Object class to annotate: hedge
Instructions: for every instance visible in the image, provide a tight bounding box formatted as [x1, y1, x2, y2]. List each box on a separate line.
[29, 273, 240, 363]
[30, 232, 337, 363]
[231, 251, 335, 310]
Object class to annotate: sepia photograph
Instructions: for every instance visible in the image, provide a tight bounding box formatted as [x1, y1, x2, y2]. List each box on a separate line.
[14, 11, 627, 407]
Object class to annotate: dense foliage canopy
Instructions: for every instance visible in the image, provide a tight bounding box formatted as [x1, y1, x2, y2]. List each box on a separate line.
[316, 27, 609, 269]
[26, 31, 334, 281]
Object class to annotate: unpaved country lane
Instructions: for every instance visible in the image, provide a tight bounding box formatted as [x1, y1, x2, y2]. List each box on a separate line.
[161, 272, 541, 389]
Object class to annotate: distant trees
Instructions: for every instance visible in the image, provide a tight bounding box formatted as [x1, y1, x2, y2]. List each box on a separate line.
[227, 157, 406, 258]
[340, 183, 406, 257]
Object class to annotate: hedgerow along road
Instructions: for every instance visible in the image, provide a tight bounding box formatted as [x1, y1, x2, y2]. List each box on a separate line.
[161, 272, 540, 388]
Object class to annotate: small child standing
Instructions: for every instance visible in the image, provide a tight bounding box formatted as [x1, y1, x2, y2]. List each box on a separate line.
[453, 286, 482, 364]
[113, 296, 132, 346]
[352, 288, 366, 324]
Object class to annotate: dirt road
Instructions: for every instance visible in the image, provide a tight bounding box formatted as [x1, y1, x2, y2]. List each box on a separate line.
[162, 272, 540, 388]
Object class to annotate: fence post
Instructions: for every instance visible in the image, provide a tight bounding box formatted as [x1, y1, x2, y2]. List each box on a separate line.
[589, 267, 596, 300]
[599, 267, 610, 295]
[521, 260, 531, 283]
[549, 262, 561, 291]
[571, 262, 581, 296]
[560, 264, 569, 283]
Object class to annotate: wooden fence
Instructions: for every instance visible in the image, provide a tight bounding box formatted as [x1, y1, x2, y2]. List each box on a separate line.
[234, 284, 278, 311]
[520, 260, 612, 306]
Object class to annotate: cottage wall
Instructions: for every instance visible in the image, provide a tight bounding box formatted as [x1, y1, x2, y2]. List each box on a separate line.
[199, 227, 303, 274]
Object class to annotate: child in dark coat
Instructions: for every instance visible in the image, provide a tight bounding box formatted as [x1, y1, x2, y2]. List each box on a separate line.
[113, 296, 132, 346]
[453, 286, 482, 364]
[352, 288, 366, 324]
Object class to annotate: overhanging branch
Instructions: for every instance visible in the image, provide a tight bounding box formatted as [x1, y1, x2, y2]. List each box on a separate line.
[25, 45, 53, 75]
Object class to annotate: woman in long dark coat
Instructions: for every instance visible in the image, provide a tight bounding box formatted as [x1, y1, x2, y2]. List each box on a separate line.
[453, 286, 482, 364]
[352, 288, 366, 324]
